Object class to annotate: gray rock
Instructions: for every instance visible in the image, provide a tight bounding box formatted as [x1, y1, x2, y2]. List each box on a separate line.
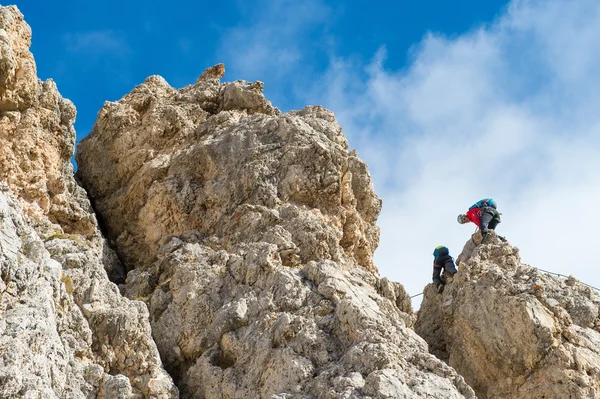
[0, 6, 177, 397]
[416, 230, 600, 399]
[77, 65, 475, 398]
[0, 185, 93, 398]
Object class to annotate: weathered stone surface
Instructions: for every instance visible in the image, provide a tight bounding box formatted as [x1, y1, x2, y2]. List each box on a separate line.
[76, 72, 380, 273]
[129, 239, 474, 398]
[0, 6, 177, 397]
[416, 230, 600, 399]
[77, 72, 380, 276]
[0, 185, 89, 398]
[0, 6, 95, 239]
[43, 235, 178, 398]
[77, 66, 475, 398]
[0, 184, 154, 398]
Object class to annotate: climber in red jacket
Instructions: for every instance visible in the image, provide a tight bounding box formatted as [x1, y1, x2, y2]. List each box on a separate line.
[457, 198, 501, 242]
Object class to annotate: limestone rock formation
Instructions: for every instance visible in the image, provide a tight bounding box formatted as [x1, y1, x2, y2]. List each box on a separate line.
[415, 231, 600, 399]
[0, 5, 177, 397]
[0, 185, 92, 398]
[76, 67, 475, 398]
[76, 73, 379, 273]
[0, 184, 176, 398]
[0, 6, 95, 239]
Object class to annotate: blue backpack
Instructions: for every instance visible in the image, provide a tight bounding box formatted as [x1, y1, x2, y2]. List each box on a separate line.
[469, 198, 497, 210]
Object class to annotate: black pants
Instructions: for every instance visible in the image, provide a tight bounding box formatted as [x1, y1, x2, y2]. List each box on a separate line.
[479, 209, 501, 233]
[433, 258, 457, 288]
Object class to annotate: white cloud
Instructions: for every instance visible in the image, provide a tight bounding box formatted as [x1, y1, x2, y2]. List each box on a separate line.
[314, 0, 600, 307]
[219, 0, 600, 308]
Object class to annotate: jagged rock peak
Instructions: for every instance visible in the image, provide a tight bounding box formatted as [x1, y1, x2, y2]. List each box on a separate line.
[76, 69, 477, 397]
[76, 65, 382, 272]
[416, 231, 600, 399]
[197, 63, 225, 82]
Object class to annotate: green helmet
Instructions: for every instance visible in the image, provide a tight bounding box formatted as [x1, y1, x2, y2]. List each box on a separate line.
[433, 246, 449, 259]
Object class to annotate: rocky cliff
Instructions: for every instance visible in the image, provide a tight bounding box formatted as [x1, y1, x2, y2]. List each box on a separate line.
[75, 64, 475, 398]
[0, 5, 177, 397]
[415, 231, 600, 399]
[9, 3, 596, 398]
[0, 9, 94, 239]
[0, 4, 478, 399]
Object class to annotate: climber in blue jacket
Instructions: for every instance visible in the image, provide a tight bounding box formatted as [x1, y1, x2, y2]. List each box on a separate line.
[432, 246, 457, 293]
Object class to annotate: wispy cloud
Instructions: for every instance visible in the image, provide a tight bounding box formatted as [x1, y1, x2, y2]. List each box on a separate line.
[64, 30, 130, 58]
[215, 0, 600, 307]
[178, 37, 192, 54]
[62, 30, 133, 86]
[217, 0, 332, 93]
[309, 0, 600, 306]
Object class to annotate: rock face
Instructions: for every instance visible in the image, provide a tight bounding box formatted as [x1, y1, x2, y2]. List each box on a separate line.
[13, 1, 598, 397]
[415, 231, 600, 399]
[0, 184, 176, 398]
[76, 68, 475, 398]
[0, 185, 91, 398]
[76, 73, 381, 273]
[0, 6, 177, 397]
[0, 6, 94, 239]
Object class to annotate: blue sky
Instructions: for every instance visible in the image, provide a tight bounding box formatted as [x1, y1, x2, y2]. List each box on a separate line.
[15, 0, 600, 307]
[18, 0, 508, 138]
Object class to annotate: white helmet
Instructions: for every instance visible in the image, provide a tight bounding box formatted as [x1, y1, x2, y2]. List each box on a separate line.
[457, 214, 468, 224]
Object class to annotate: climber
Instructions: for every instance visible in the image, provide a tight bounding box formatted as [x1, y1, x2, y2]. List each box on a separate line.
[457, 198, 501, 242]
[432, 246, 457, 293]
